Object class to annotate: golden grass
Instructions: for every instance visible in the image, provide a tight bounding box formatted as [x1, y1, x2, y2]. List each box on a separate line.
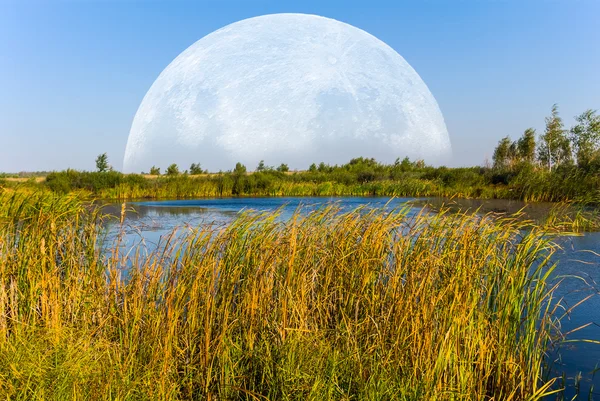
[3, 177, 46, 183]
[0, 192, 569, 400]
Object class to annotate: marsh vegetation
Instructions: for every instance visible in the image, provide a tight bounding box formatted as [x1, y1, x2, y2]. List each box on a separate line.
[0, 191, 588, 400]
[1, 104, 599, 399]
[1, 106, 598, 203]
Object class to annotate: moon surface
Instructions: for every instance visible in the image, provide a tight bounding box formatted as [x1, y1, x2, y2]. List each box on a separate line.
[123, 13, 451, 173]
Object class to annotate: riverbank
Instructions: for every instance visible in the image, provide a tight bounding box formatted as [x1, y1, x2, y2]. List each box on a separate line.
[2, 160, 600, 205]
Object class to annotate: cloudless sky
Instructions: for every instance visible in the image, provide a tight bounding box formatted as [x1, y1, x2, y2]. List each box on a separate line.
[1, 0, 599, 172]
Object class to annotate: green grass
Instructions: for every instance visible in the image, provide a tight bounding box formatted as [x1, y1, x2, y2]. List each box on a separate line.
[0, 191, 577, 400]
[21, 158, 600, 203]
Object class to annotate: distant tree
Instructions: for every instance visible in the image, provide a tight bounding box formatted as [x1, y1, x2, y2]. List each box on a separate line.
[189, 163, 203, 175]
[399, 157, 412, 172]
[149, 166, 160, 175]
[414, 160, 425, 169]
[570, 109, 600, 168]
[508, 140, 519, 166]
[166, 163, 180, 176]
[231, 162, 247, 195]
[277, 163, 289, 173]
[256, 160, 266, 172]
[357, 169, 376, 183]
[493, 136, 512, 169]
[538, 104, 572, 170]
[317, 162, 328, 172]
[233, 162, 247, 175]
[308, 163, 317, 172]
[95, 153, 109, 172]
[517, 128, 537, 163]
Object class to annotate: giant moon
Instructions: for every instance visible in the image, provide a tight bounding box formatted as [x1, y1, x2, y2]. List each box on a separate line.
[123, 13, 451, 173]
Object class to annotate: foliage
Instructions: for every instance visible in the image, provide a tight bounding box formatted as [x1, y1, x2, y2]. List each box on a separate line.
[34, 158, 600, 203]
[3, 104, 594, 204]
[538, 104, 571, 170]
[95, 153, 109, 172]
[166, 163, 180, 176]
[493, 136, 513, 168]
[149, 166, 161, 175]
[189, 163, 204, 175]
[0, 192, 575, 400]
[233, 162, 247, 175]
[518, 128, 537, 163]
[45, 170, 148, 195]
[256, 160, 266, 172]
[570, 109, 600, 169]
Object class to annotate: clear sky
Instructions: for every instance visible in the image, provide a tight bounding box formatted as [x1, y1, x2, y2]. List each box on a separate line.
[1, 0, 599, 172]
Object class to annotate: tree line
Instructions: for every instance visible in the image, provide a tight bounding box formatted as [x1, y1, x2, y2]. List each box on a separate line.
[492, 105, 600, 172]
[7, 103, 598, 203]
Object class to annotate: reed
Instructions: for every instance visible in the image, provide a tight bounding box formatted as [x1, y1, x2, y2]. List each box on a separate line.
[37, 162, 600, 203]
[0, 192, 570, 400]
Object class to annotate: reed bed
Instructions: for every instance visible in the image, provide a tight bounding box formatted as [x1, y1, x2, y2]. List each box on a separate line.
[0, 192, 566, 400]
[94, 178, 509, 201]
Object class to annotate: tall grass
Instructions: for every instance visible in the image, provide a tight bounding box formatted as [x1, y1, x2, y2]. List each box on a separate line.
[38, 162, 600, 203]
[0, 192, 568, 400]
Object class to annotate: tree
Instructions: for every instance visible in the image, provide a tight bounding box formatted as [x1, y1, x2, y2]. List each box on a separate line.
[308, 163, 317, 172]
[493, 136, 512, 169]
[517, 128, 536, 163]
[189, 163, 203, 175]
[149, 166, 160, 175]
[231, 162, 247, 195]
[414, 160, 425, 169]
[166, 163, 180, 176]
[233, 162, 247, 175]
[256, 160, 266, 172]
[399, 157, 412, 172]
[95, 153, 109, 172]
[538, 104, 571, 170]
[507, 140, 519, 167]
[570, 109, 600, 168]
[277, 163, 289, 173]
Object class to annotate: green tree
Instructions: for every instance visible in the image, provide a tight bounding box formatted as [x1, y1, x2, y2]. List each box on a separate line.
[233, 162, 247, 175]
[277, 163, 289, 173]
[399, 157, 412, 172]
[414, 160, 425, 169]
[308, 163, 317, 173]
[570, 109, 600, 168]
[149, 166, 160, 175]
[493, 136, 512, 169]
[256, 160, 266, 172]
[538, 104, 572, 170]
[517, 128, 536, 163]
[95, 153, 109, 173]
[189, 163, 203, 175]
[166, 163, 180, 176]
[507, 140, 519, 167]
[232, 162, 247, 195]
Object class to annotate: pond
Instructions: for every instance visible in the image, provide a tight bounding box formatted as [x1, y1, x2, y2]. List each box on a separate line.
[102, 196, 600, 399]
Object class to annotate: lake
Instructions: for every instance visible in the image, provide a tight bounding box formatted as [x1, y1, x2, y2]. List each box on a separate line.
[103, 196, 600, 399]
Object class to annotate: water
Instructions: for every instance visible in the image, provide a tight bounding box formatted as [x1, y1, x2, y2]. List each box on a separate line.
[102, 196, 600, 399]
[101, 196, 419, 249]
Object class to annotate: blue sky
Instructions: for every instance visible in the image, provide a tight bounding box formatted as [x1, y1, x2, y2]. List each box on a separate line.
[1, 0, 599, 172]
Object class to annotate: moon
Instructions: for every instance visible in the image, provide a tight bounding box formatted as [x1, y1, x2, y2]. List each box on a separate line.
[123, 13, 451, 173]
